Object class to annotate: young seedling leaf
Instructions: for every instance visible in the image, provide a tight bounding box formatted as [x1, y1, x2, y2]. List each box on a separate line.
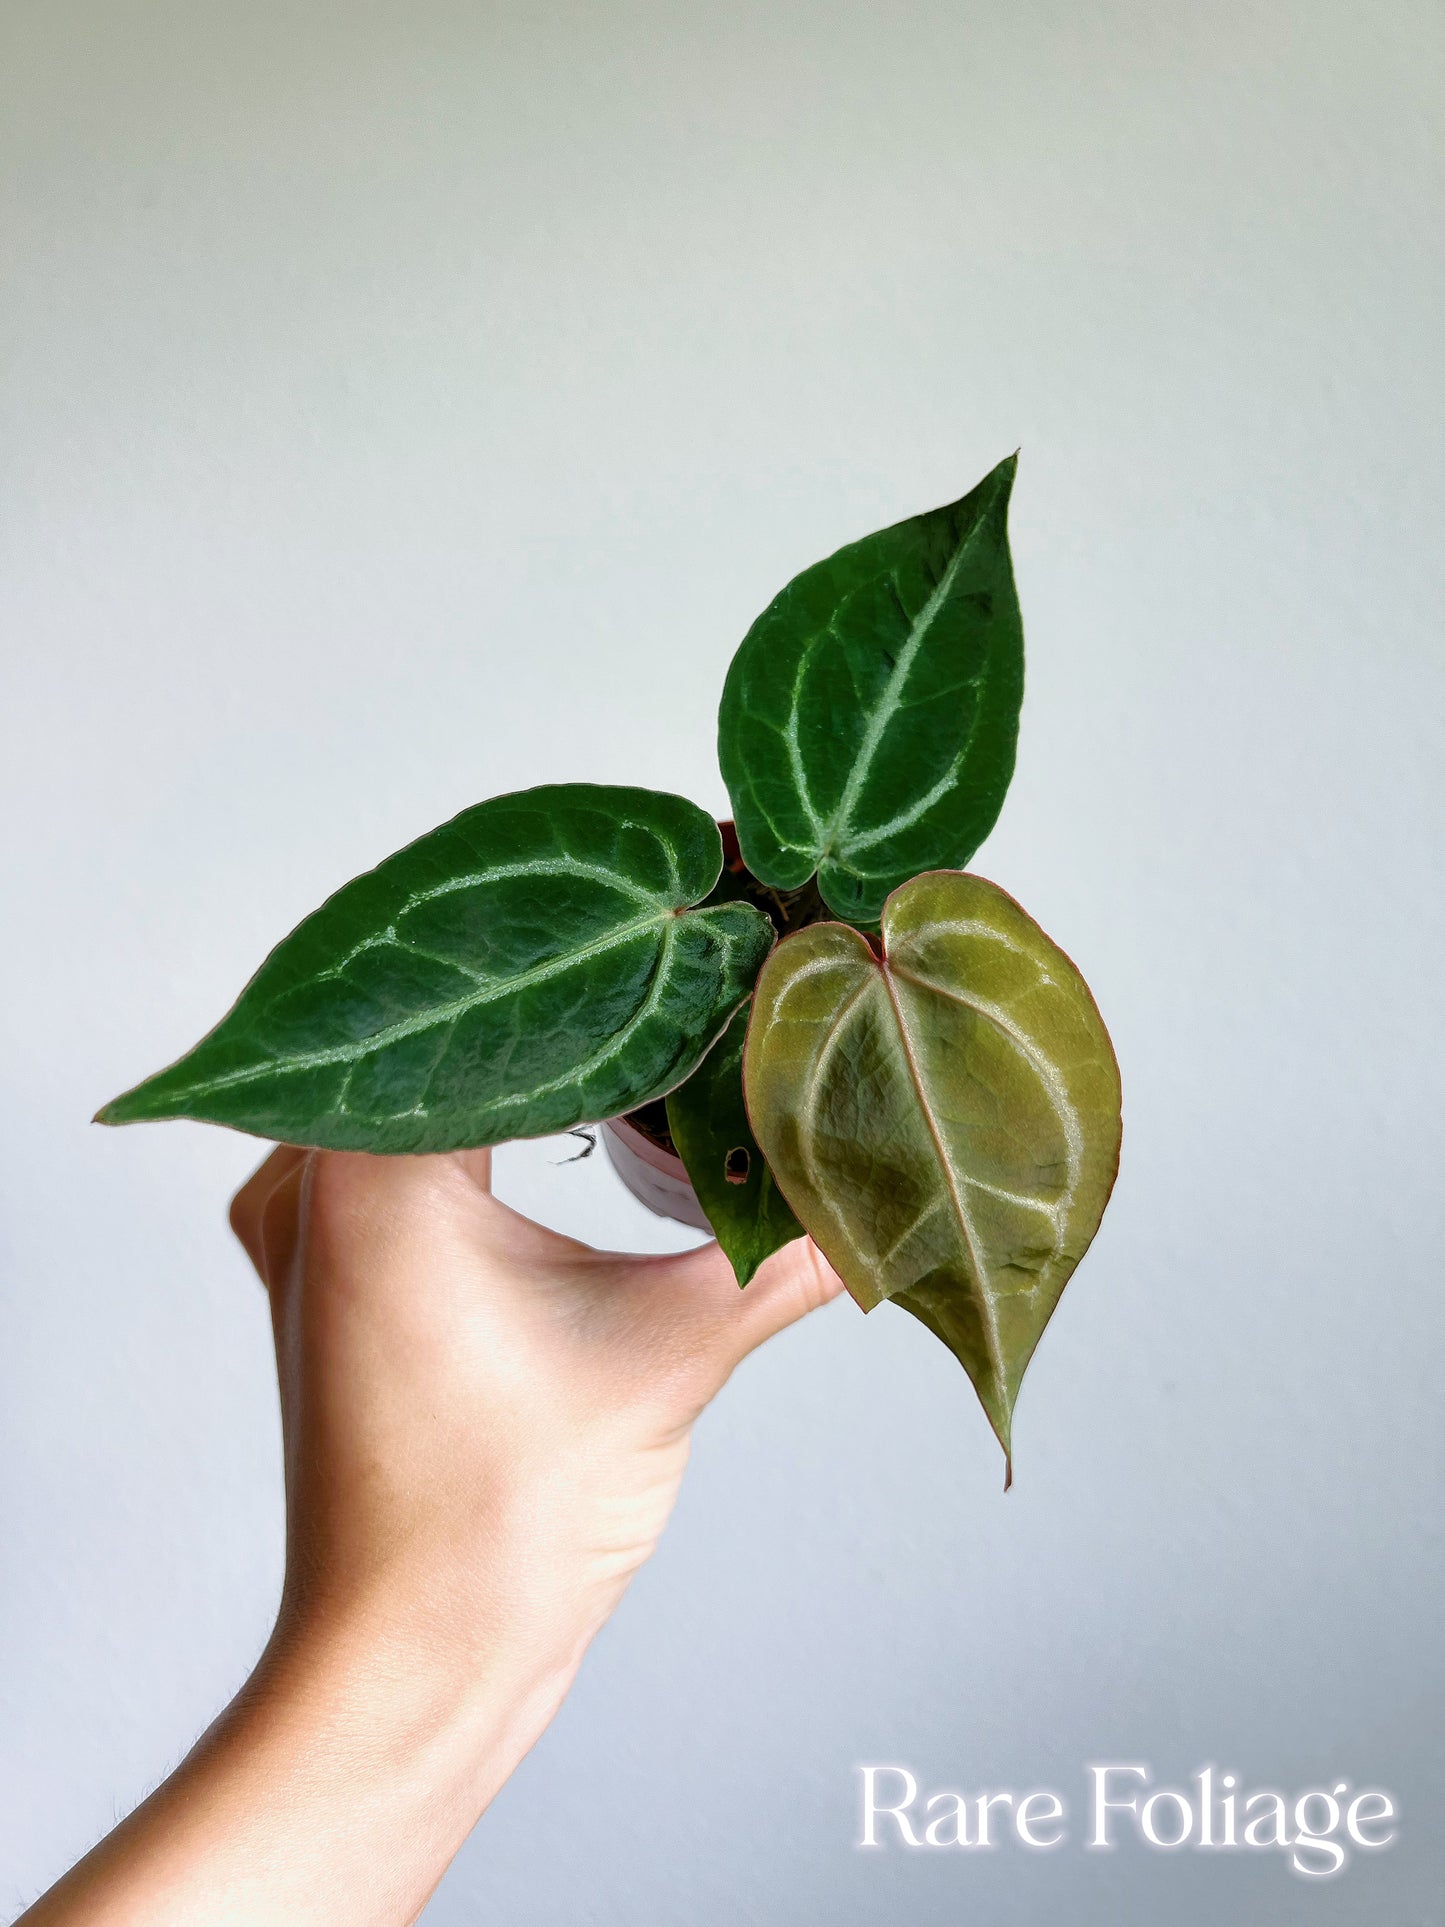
[743, 871, 1121, 1477]
[98, 785, 774, 1153]
[666, 1004, 803, 1287]
[717, 455, 1023, 924]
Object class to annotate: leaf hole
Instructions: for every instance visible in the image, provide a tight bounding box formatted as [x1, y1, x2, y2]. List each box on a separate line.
[724, 1146, 751, 1185]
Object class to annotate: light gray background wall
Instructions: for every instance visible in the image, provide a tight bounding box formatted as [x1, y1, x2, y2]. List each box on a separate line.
[2, 2, 1441, 1921]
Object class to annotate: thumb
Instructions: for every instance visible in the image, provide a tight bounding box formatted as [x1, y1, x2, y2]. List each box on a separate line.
[660, 1234, 846, 1368]
[732, 1236, 847, 1357]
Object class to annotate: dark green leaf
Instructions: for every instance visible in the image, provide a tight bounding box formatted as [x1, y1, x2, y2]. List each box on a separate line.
[99, 784, 774, 1153]
[666, 1005, 803, 1287]
[743, 870, 1121, 1478]
[717, 455, 1024, 923]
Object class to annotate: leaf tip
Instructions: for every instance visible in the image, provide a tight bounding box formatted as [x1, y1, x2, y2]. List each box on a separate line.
[985, 1393, 1016, 1490]
[93, 1080, 167, 1128]
[989, 448, 1020, 498]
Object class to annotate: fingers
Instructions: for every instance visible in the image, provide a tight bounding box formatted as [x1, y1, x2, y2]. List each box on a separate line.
[230, 1146, 495, 1294]
[449, 1147, 493, 1195]
[229, 1146, 309, 1283]
[255, 1156, 309, 1295]
[232, 1145, 496, 1270]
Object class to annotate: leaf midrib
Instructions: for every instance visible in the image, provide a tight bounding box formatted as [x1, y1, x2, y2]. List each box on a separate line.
[889, 961, 1085, 1190]
[877, 960, 1010, 1402]
[154, 906, 680, 1102]
[821, 524, 978, 860]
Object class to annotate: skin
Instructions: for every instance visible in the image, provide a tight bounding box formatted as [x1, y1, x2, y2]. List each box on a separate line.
[19, 1146, 843, 1926]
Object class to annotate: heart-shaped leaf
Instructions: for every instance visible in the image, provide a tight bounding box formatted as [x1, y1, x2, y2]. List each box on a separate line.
[717, 455, 1023, 925]
[666, 1005, 803, 1287]
[743, 870, 1121, 1477]
[99, 784, 774, 1153]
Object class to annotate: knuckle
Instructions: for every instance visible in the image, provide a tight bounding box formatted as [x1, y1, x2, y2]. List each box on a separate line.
[301, 1150, 434, 1264]
[301, 1151, 377, 1242]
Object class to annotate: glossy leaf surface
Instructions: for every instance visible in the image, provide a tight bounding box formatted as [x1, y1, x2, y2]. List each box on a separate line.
[718, 455, 1023, 924]
[100, 785, 774, 1152]
[666, 1005, 803, 1287]
[744, 871, 1120, 1475]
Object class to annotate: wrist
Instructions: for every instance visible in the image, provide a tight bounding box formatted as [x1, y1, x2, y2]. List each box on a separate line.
[19, 1573, 580, 1927]
[248, 1582, 580, 1811]
[270, 1443, 665, 1732]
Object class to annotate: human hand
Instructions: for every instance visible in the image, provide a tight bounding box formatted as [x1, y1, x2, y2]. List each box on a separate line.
[23, 1146, 841, 1927]
[230, 1144, 843, 1710]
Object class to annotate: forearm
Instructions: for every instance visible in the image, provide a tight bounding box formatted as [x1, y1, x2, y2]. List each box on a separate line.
[19, 1600, 578, 1927]
[19, 1149, 832, 1922]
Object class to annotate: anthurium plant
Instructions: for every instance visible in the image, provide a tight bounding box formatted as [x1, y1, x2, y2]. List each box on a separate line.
[100, 455, 1121, 1477]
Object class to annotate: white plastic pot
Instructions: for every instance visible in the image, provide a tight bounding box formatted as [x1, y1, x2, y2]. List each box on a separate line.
[600, 1115, 710, 1232]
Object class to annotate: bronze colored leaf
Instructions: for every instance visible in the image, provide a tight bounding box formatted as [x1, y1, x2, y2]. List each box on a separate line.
[743, 871, 1121, 1478]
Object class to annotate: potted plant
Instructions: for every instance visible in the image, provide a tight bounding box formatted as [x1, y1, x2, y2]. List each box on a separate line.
[99, 455, 1122, 1479]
